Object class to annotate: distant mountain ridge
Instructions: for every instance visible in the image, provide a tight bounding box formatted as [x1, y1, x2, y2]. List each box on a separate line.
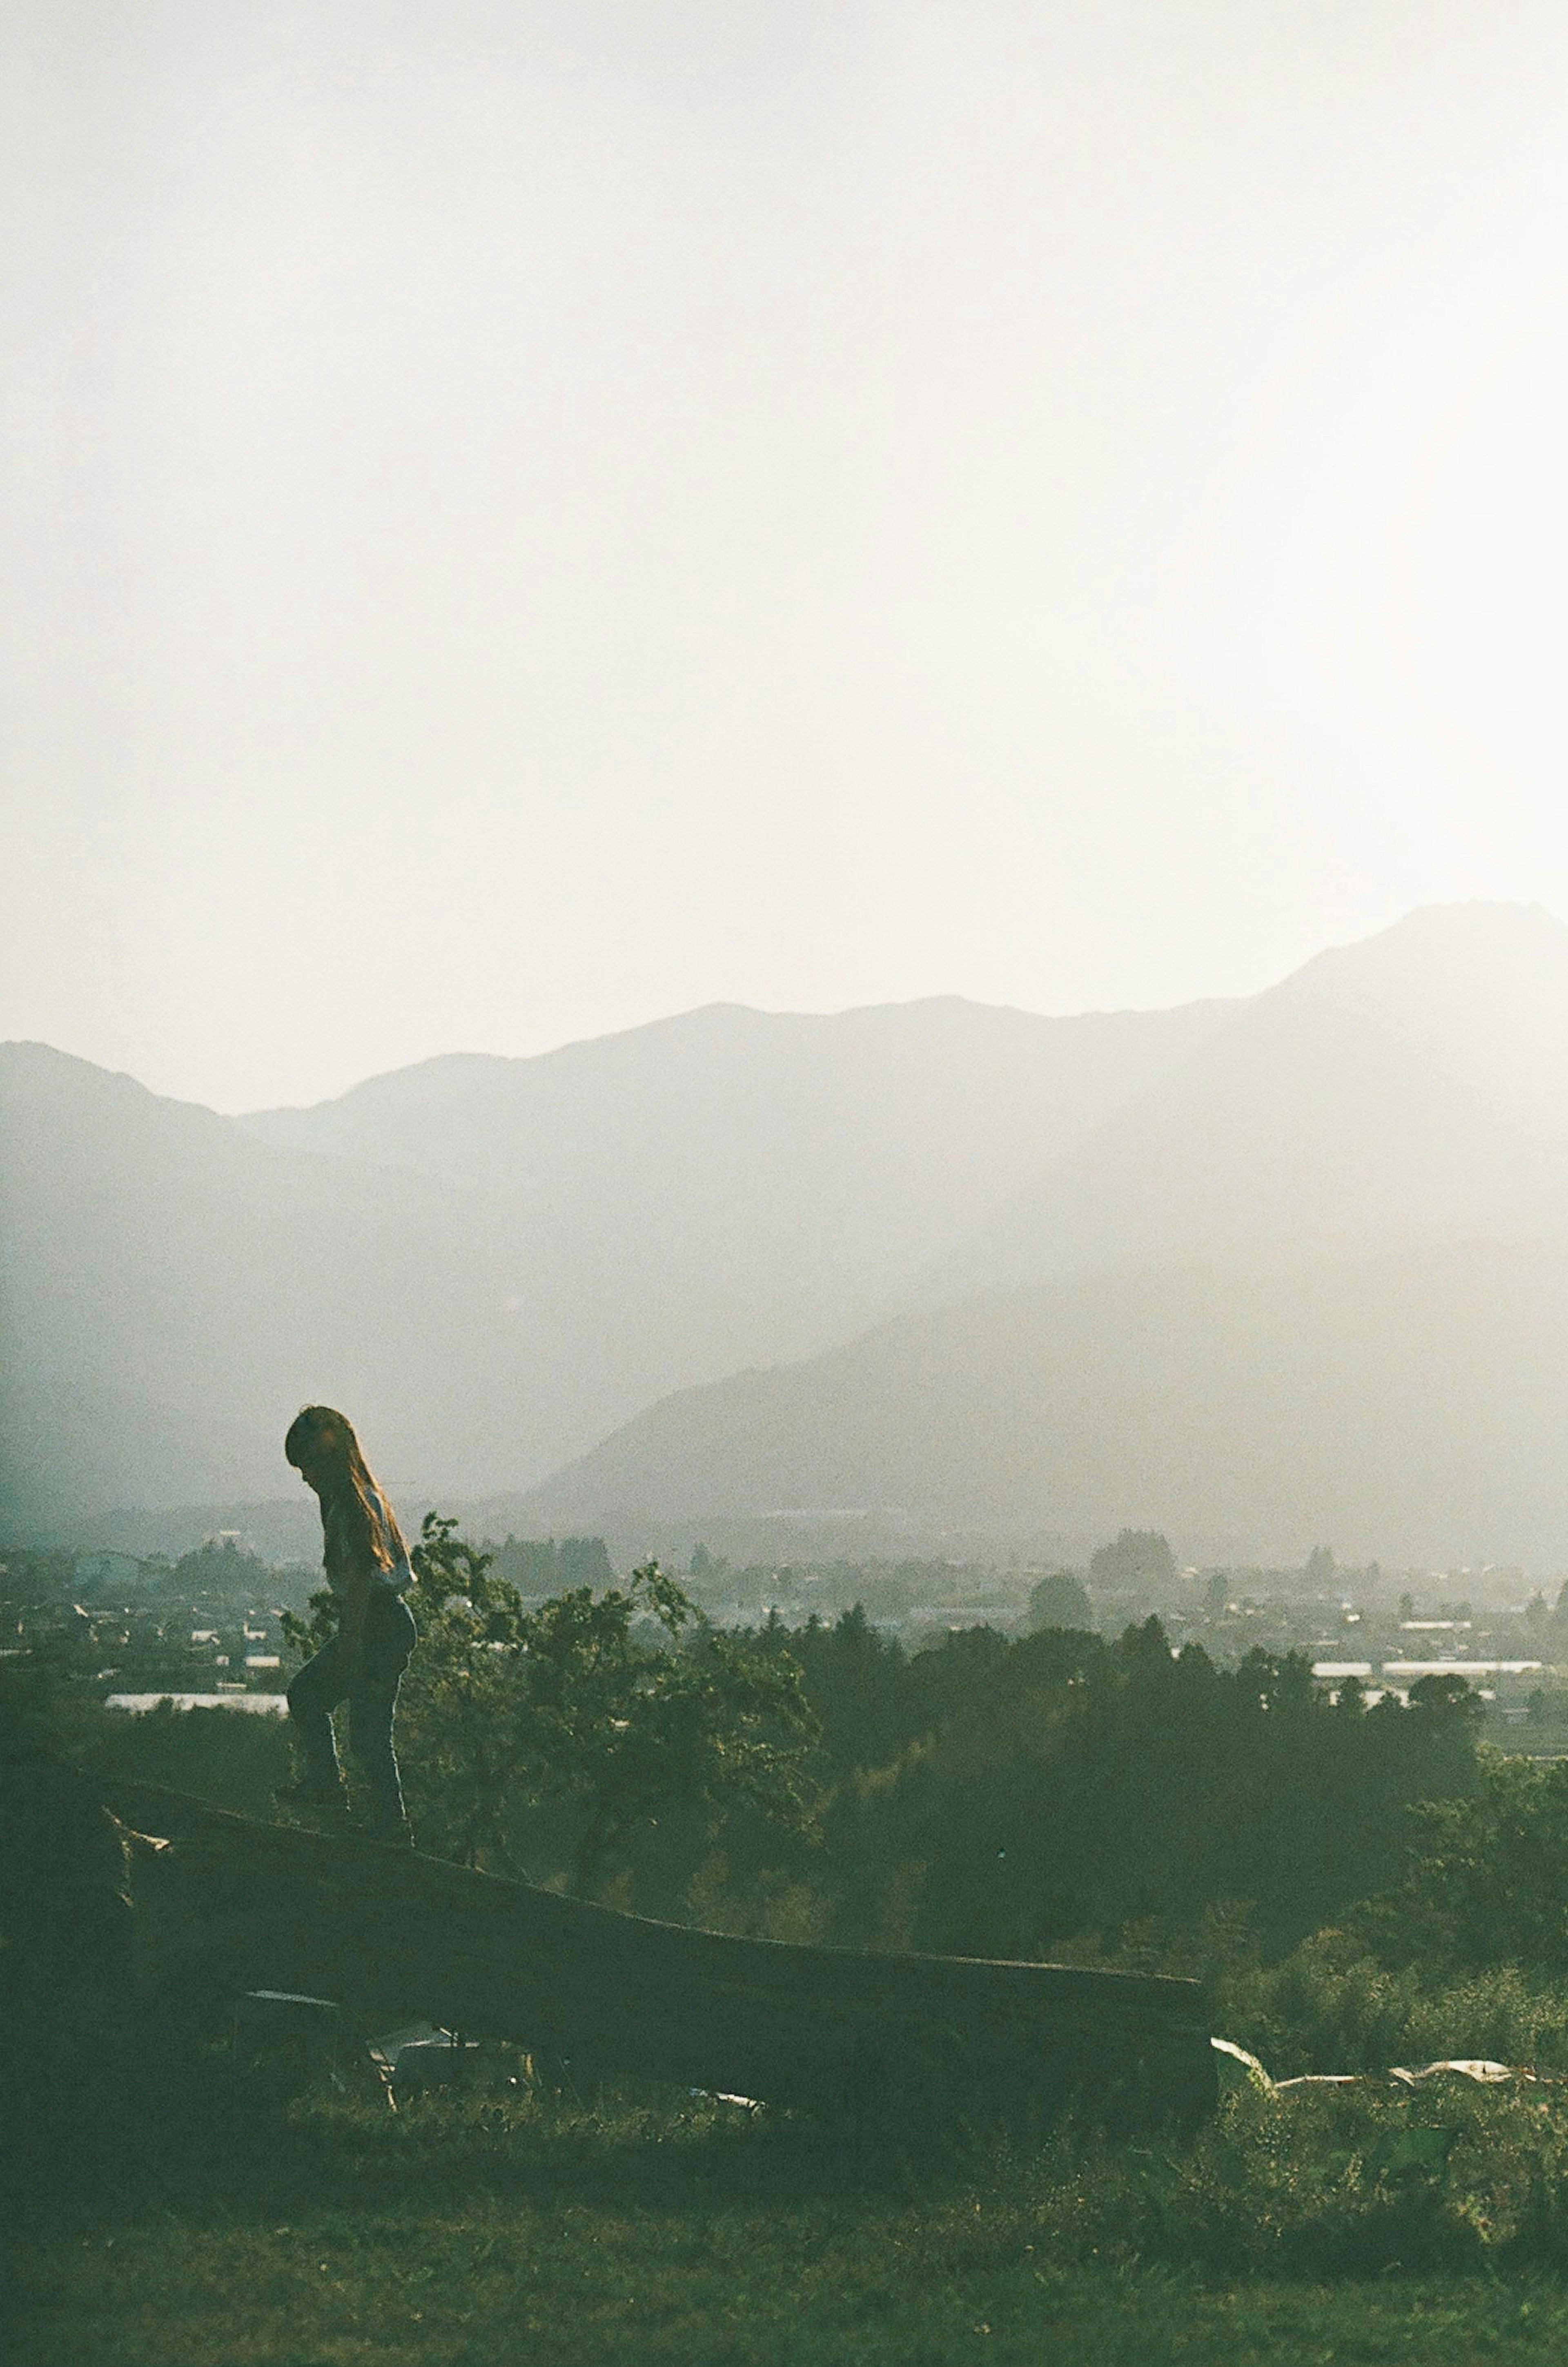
[1, 992, 1224, 1528]
[516, 902, 1568, 1561]
[11, 900, 1568, 1556]
[522, 1235, 1568, 1565]
[930, 902, 1568, 1299]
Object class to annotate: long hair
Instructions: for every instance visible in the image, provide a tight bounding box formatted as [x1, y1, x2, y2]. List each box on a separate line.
[284, 1405, 408, 1574]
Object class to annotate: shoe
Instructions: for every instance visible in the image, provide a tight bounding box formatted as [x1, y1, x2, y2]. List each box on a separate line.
[274, 1777, 349, 1814]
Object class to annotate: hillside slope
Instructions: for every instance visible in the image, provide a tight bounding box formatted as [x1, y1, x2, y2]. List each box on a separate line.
[0, 1044, 506, 1523]
[935, 903, 1568, 1298]
[522, 1237, 1568, 1565]
[3, 997, 1221, 1523]
[238, 996, 1231, 1372]
[14, 903, 1568, 1545]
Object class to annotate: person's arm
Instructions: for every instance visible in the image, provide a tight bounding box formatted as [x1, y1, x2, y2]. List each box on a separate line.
[325, 1493, 374, 1678]
[336, 1564, 372, 1678]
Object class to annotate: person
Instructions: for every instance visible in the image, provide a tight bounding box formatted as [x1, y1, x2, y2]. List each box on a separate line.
[278, 1405, 418, 1846]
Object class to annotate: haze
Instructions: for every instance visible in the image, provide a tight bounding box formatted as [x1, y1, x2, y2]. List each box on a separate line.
[7, 3, 1568, 1108]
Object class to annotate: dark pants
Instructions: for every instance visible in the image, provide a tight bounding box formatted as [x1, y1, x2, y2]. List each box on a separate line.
[287, 1589, 416, 1828]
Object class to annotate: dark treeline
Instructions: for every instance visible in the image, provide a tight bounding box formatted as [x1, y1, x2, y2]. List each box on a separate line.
[488, 1535, 615, 1596]
[6, 1538, 1501, 1987]
[620, 1608, 1482, 1963]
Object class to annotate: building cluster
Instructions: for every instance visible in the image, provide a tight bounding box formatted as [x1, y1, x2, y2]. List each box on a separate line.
[1090, 1565, 1566, 1740]
[0, 1547, 293, 1706]
[6, 1534, 1567, 1749]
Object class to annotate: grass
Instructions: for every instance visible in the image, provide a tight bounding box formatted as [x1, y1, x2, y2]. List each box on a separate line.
[14, 2064, 1568, 2365]
[20, 2228, 1568, 2366]
[1213, 1931, 1568, 2081]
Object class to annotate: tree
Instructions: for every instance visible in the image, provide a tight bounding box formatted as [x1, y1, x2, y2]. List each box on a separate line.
[386, 1518, 533, 1869]
[287, 1514, 819, 1886]
[821, 1613, 1481, 1963]
[763, 1604, 911, 1774]
[1088, 1529, 1177, 1592]
[1406, 1671, 1483, 1725]
[557, 1537, 614, 1588]
[490, 1534, 615, 1597]
[172, 1535, 272, 1602]
[1234, 1644, 1318, 1717]
[1381, 1753, 1568, 1971]
[1026, 1570, 1091, 1631]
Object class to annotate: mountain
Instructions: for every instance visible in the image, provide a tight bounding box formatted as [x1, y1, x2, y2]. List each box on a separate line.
[521, 904, 1568, 1562]
[0, 1043, 505, 1525]
[230, 995, 1229, 1460]
[14, 900, 1568, 1549]
[934, 902, 1568, 1298]
[520, 1237, 1568, 1566]
[236, 996, 1230, 1365]
[2, 996, 1221, 1526]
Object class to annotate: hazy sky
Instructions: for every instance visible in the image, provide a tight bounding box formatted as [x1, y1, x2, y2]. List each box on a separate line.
[7, 1, 1568, 1110]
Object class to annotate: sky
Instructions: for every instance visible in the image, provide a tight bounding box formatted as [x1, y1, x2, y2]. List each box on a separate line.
[7, 0, 1568, 1111]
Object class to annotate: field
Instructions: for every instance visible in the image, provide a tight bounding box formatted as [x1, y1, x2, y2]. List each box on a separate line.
[12, 2066, 1568, 2366]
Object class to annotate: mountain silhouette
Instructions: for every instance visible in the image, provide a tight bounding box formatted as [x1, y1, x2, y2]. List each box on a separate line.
[2, 996, 1218, 1525]
[933, 902, 1568, 1297]
[11, 900, 1568, 1554]
[520, 903, 1568, 1560]
[521, 1235, 1568, 1564]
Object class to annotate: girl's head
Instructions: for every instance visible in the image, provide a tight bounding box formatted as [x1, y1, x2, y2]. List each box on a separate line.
[284, 1403, 360, 1490]
[284, 1405, 405, 1569]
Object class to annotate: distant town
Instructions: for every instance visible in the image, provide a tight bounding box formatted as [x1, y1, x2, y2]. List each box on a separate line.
[9, 1522, 1566, 1752]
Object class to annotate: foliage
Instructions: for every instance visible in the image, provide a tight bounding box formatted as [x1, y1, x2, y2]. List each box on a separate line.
[1358, 1748, 1568, 1975]
[82, 1546, 1492, 1968]
[1211, 1924, 1568, 2078]
[750, 1603, 912, 1775]
[281, 1513, 820, 1885]
[1034, 2077, 1568, 2280]
[0, 1654, 292, 1818]
[1089, 1527, 1177, 1591]
[0, 1544, 77, 1605]
[1026, 1569, 1091, 1630]
[170, 1533, 273, 1600]
[77, 1695, 292, 1813]
[490, 1533, 615, 1596]
[0, 1645, 76, 1760]
[803, 1618, 1480, 1959]
[19, 1535, 1568, 2359]
[1407, 1671, 1487, 1723]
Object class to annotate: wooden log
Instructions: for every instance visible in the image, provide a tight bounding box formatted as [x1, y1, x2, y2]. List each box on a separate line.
[100, 1776, 1215, 2125]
